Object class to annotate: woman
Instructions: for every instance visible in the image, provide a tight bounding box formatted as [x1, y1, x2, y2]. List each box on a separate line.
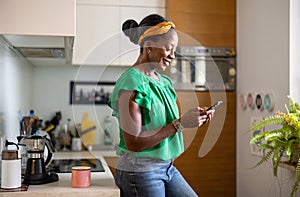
[108, 14, 214, 197]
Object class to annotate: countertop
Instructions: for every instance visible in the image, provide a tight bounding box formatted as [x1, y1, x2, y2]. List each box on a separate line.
[1, 151, 120, 197]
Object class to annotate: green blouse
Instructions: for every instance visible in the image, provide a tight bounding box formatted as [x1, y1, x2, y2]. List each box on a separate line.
[108, 67, 184, 161]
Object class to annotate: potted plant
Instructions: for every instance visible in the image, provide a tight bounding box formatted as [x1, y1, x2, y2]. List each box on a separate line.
[249, 96, 300, 197]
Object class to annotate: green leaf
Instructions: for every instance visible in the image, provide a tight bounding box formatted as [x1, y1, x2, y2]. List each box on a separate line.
[249, 115, 285, 132]
[273, 149, 284, 176]
[286, 140, 296, 160]
[251, 151, 273, 169]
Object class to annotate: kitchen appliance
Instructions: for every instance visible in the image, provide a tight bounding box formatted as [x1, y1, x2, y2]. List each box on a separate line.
[18, 116, 40, 175]
[168, 46, 236, 91]
[20, 135, 58, 185]
[49, 158, 105, 173]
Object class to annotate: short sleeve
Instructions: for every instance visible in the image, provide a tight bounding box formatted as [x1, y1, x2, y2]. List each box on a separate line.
[108, 68, 152, 118]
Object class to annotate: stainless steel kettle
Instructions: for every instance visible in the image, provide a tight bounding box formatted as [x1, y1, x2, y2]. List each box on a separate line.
[19, 135, 54, 166]
[19, 135, 58, 185]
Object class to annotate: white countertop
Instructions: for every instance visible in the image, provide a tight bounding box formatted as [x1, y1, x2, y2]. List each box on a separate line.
[49, 151, 116, 183]
[1, 151, 120, 197]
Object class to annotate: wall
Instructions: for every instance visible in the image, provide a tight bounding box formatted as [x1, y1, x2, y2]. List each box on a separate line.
[290, 0, 300, 103]
[0, 38, 131, 148]
[32, 65, 128, 145]
[236, 0, 300, 196]
[0, 38, 33, 142]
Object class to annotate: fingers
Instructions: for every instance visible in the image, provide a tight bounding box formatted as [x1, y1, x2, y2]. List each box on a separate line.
[182, 107, 215, 128]
[197, 107, 215, 126]
[197, 109, 208, 126]
[197, 107, 207, 116]
[198, 118, 207, 127]
[207, 109, 215, 117]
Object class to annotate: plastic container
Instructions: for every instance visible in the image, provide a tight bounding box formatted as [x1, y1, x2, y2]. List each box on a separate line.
[103, 116, 113, 145]
[72, 166, 91, 188]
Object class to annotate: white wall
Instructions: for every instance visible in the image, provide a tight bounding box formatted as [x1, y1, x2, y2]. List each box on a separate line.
[290, 0, 300, 103]
[0, 37, 128, 146]
[236, 0, 300, 196]
[0, 38, 33, 142]
[32, 65, 128, 145]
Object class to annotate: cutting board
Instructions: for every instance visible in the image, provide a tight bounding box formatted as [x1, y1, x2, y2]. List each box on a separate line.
[80, 112, 96, 147]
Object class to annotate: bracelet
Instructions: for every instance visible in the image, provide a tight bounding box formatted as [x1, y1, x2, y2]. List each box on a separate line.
[172, 119, 184, 133]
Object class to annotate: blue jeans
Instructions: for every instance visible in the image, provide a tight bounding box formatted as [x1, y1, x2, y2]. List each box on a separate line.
[114, 153, 198, 197]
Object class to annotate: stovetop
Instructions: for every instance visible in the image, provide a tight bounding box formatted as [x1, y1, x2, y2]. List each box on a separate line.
[49, 158, 105, 173]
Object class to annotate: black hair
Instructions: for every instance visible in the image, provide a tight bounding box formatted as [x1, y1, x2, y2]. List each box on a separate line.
[122, 14, 169, 46]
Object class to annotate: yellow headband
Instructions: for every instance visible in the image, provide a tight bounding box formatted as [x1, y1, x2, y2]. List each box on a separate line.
[137, 21, 176, 45]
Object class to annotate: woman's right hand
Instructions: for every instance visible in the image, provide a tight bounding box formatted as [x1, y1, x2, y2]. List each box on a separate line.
[180, 107, 214, 128]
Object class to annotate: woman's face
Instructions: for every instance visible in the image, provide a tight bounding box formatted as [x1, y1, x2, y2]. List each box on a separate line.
[147, 29, 178, 71]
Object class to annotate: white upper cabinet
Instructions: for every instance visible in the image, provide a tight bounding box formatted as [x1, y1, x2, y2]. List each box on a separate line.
[73, 0, 165, 66]
[119, 0, 165, 7]
[0, 0, 75, 36]
[73, 5, 120, 65]
[0, 0, 76, 66]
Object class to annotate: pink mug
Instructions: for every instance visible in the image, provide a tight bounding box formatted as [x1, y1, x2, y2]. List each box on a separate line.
[72, 166, 91, 188]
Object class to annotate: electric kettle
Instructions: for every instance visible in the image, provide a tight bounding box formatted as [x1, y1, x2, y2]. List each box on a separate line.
[19, 135, 58, 185]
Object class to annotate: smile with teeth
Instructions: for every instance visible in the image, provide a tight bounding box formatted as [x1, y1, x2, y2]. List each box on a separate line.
[163, 59, 170, 65]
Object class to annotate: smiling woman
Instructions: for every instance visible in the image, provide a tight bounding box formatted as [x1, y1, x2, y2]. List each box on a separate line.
[122, 16, 178, 77]
[107, 14, 215, 197]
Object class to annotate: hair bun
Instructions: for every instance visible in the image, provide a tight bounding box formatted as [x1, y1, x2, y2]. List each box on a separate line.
[122, 19, 139, 44]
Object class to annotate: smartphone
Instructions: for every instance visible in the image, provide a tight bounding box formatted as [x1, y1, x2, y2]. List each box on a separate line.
[207, 101, 223, 110]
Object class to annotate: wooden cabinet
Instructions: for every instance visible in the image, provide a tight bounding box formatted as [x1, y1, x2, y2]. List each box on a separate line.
[73, 0, 165, 65]
[174, 91, 236, 197]
[166, 0, 236, 47]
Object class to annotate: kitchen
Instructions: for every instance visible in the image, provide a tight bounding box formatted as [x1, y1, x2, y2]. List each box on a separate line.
[0, 0, 299, 197]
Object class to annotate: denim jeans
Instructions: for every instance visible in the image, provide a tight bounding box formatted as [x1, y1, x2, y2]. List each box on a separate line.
[114, 153, 198, 197]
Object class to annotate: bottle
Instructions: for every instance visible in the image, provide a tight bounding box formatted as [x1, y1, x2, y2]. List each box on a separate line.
[29, 109, 35, 117]
[72, 122, 82, 151]
[59, 119, 72, 151]
[103, 116, 113, 145]
[1, 141, 21, 189]
[0, 134, 6, 182]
